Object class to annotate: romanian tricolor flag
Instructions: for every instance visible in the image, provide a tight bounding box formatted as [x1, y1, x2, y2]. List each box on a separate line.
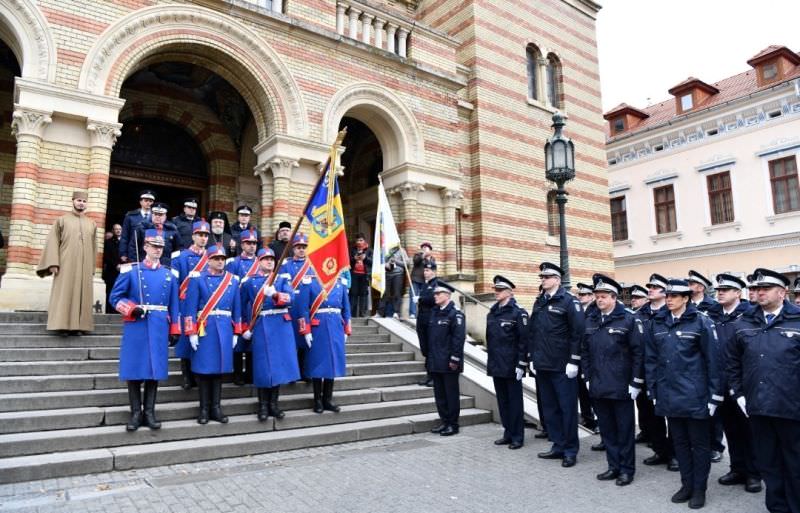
[303, 146, 350, 296]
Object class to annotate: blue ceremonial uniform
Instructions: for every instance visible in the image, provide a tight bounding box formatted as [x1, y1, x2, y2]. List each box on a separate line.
[428, 301, 466, 429]
[241, 271, 300, 387]
[295, 277, 351, 379]
[171, 247, 207, 359]
[119, 209, 150, 261]
[279, 257, 316, 350]
[111, 262, 180, 381]
[130, 221, 181, 265]
[226, 254, 259, 280]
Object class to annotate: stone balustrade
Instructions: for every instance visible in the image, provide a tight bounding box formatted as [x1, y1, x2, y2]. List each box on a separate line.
[336, 2, 410, 58]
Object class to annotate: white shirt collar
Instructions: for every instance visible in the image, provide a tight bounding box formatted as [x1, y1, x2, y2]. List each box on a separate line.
[764, 305, 783, 320]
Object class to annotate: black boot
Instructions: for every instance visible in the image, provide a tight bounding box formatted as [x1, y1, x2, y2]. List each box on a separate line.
[233, 353, 245, 386]
[269, 386, 285, 419]
[126, 381, 143, 431]
[197, 376, 210, 425]
[142, 380, 161, 429]
[322, 379, 340, 413]
[209, 377, 228, 423]
[257, 388, 269, 422]
[312, 378, 324, 413]
[180, 358, 195, 391]
[245, 354, 254, 385]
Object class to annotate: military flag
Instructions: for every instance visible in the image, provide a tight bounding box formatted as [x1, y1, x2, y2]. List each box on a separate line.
[370, 179, 402, 295]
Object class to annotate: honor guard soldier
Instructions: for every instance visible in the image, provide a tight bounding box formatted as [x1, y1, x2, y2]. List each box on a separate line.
[575, 282, 598, 434]
[793, 277, 800, 306]
[183, 245, 243, 424]
[486, 275, 530, 449]
[230, 205, 261, 255]
[130, 202, 180, 266]
[530, 262, 585, 467]
[278, 233, 316, 379]
[295, 271, 351, 414]
[172, 198, 199, 249]
[110, 229, 180, 431]
[119, 189, 155, 263]
[226, 228, 261, 385]
[629, 285, 649, 311]
[728, 268, 800, 513]
[416, 261, 439, 387]
[645, 279, 722, 509]
[713, 273, 762, 494]
[581, 274, 644, 486]
[172, 219, 211, 390]
[636, 273, 677, 471]
[240, 248, 299, 421]
[427, 282, 466, 436]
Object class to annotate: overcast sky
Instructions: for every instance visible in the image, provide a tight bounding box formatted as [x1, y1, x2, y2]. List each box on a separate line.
[596, 0, 800, 112]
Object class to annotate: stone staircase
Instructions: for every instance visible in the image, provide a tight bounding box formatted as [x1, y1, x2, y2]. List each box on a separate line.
[0, 313, 492, 483]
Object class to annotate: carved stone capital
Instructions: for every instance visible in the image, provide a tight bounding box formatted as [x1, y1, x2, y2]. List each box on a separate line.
[87, 120, 122, 149]
[269, 158, 299, 180]
[392, 182, 425, 202]
[440, 187, 464, 209]
[11, 108, 52, 140]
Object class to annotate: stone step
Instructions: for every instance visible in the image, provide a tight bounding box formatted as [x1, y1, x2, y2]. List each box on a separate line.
[0, 313, 121, 324]
[0, 324, 121, 335]
[0, 408, 491, 484]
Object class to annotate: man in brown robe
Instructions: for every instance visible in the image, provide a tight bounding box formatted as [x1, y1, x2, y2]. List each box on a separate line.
[36, 190, 97, 336]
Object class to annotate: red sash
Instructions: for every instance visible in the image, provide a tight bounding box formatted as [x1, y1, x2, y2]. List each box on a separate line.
[248, 271, 276, 331]
[310, 289, 326, 320]
[179, 251, 209, 300]
[196, 272, 233, 336]
[291, 260, 311, 290]
[244, 257, 259, 278]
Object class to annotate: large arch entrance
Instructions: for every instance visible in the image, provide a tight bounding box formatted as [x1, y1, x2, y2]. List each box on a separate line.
[339, 116, 383, 240]
[0, 39, 20, 275]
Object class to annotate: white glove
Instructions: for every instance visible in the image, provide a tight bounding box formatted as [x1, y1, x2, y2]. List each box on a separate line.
[737, 396, 748, 417]
[242, 330, 252, 341]
[585, 381, 590, 391]
[708, 403, 717, 417]
[565, 363, 579, 379]
[344, 335, 348, 344]
[232, 335, 238, 349]
[304, 333, 313, 348]
[528, 362, 536, 377]
[412, 296, 419, 304]
[189, 334, 199, 351]
[265, 285, 276, 296]
[515, 367, 525, 381]
[628, 385, 640, 401]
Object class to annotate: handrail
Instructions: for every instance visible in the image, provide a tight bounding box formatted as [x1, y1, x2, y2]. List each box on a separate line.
[441, 281, 492, 311]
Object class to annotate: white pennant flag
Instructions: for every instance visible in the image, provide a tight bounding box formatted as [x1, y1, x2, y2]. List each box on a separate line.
[371, 180, 401, 295]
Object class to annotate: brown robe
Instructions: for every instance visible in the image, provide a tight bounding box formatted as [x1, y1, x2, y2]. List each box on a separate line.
[36, 211, 97, 331]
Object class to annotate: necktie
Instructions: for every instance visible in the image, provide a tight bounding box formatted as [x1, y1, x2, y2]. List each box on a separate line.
[673, 317, 679, 324]
[766, 313, 776, 324]
[601, 315, 607, 324]
[544, 293, 550, 302]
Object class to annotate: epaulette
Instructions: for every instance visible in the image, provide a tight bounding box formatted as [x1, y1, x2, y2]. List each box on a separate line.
[170, 268, 179, 278]
[171, 250, 181, 259]
[189, 271, 201, 278]
[226, 257, 235, 265]
[241, 276, 250, 284]
[119, 263, 133, 274]
[625, 307, 636, 314]
[279, 273, 291, 280]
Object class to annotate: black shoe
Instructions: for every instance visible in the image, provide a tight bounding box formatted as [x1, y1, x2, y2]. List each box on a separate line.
[125, 381, 143, 432]
[710, 450, 722, 463]
[643, 454, 667, 465]
[596, 469, 619, 481]
[744, 478, 762, 493]
[440, 425, 459, 436]
[635, 432, 649, 444]
[534, 431, 549, 439]
[430, 424, 447, 433]
[561, 456, 576, 468]
[508, 442, 523, 450]
[671, 486, 692, 503]
[667, 458, 680, 472]
[142, 381, 161, 430]
[688, 490, 706, 509]
[268, 387, 285, 419]
[57, 330, 70, 338]
[718, 471, 745, 486]
[591, 442, 606, 451]
[494, 438, 511, 445]
[312, 379, 324, 414]
[197, 378, 210, 425]
[537, 449, 564, 460]
[615, 474, 633, 486]
[322, 380, 340, 413]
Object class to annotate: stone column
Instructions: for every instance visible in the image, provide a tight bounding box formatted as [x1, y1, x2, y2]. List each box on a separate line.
[386, 24, 397, 54]
[254, 162, 274, 243]
[86, 121, 122, 276]
[269, 158, 298, 233]
[361, 13, 374, 44]
[397, 28, 409, 58]
[5, 108, 52, 276]
[440, 188, 463, 276]
[392, 182, 425, 253]
[336, 4, 347, 35]
[348, 8, 361, 39]
[373, 18, 385, 50]
[537, 57, 548, 104]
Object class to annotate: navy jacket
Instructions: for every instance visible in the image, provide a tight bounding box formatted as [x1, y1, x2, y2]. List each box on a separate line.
[129, 220, 181, 265]
[727, 300, 800, 421]
[714, 301, 750, 392]
[694, 295, 723, 323]
[485, 298, 530, 378]
[581, 302, 645, 400]
[415, 277, 439, 357]
[230, 223, 261, 255]
[529, 287, 585, 372]
[171, 214, 196, 250]
[119, 209, 150, 260]
[645, 304, 723, 419]
[426, 301, 466, 373]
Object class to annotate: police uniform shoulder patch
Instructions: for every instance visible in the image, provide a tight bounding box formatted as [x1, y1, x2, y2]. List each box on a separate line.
[171, 250, 181, 259]
[521, 312, 529, 326]
[636, 319, 644, 334]
[119, 263, 133, 274]
[456, 313, 463, 325]
[574, 302, 581, 312]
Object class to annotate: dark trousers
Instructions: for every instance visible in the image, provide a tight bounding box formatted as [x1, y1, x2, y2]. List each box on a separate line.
[635, 388, 654, 438]
[380, 273, 403, 317]
[710, 410, 725, 453]
[432, 372, 460, 427]
[720, 395, 760, 479]
[595, 398, 636, 475]
[669, 417, 711, 491]
[577, 365, 595, 425]
[749, 415, 800, 513]
[646, 399, 674, 459]
[535, 373, 547, 432]
[349, 274, 369, 317]
[538, 370, 579, 457]
[493, 377, 524, 445]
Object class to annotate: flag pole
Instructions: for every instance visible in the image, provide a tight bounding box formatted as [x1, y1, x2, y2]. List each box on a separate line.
[267, 127, 347, 286]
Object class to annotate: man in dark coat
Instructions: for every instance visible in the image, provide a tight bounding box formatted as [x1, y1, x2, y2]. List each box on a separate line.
[130, 203, 180, 266]
[348, 233, 372, 317]
[486, 275, 529, 449]
[119, 189, 154, 263]
[207, 211, 232, 251]
[268, 221, 292, 261]
[102, 223, 122, 313]
[427, 282, 465, 436]
[230, 205, 260, 255]
[171, 197, 199, 250]
[415, 262, 438, 387]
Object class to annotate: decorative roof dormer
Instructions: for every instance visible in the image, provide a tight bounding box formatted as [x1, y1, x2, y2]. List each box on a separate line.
[747, 45, 800, 86]
[668, 77, 720, 115]
[603, 103, 649, 135]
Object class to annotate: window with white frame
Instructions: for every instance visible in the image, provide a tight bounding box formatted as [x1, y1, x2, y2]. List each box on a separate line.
[769, 156, 800, 214]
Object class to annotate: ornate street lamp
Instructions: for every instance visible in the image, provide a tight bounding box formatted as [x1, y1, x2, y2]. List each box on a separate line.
[544, 112, 576, 288]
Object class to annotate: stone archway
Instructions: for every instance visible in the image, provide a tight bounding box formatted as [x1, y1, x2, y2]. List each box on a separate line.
[0, 0, 55, 82]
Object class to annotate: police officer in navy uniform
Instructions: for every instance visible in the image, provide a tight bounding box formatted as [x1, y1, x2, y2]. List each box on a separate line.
[645, 279, 722, 509]
[416, 261, 439, 387]
[629, 285, 649, 311]
[172, 198, 199, 250]
[575, 282, 598, 437]
[728, 268, 800, 513]
[230, 205, 261, 256]
[792, 277, 800, 306]
[530, 262, 585, 467]
[427, 282, 466, 436]
[119, 189, 155, 263]
[486, 275, 529, 449]
[581, 274, 644, 486]
[713, 273, 762, 494]
[130, 202, 180, 266]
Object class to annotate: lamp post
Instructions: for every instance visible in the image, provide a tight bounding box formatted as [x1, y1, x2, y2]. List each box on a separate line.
[544, 112, 576, 288]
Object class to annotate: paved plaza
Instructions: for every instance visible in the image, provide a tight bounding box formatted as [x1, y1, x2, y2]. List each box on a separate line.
[0, 423, 763, 513]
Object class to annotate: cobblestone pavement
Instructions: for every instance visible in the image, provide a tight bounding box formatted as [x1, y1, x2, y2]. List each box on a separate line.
[0, 424, 764, 513]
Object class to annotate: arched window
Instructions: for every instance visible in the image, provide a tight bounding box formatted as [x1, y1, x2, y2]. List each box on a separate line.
[546, 54, 561, 108]
[547, 190, 560, 236]
[526, 45, 541, 100]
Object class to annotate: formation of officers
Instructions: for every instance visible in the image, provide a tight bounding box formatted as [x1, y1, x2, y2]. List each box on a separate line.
[480, 263, 799, 512]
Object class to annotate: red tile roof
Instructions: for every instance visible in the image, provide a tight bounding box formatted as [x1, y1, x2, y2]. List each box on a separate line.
[603, 103, 649, 121]
[747, 45, 800, 66]
[667, 77, 719, 96]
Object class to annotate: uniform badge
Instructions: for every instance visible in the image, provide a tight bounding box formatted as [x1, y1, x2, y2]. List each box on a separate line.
[457, 315, 463, 326]
[636, 321, 643, 334]
[676, 331, 682, 336]
[575, 303, 581, 312]
[522, 315, 528, 326]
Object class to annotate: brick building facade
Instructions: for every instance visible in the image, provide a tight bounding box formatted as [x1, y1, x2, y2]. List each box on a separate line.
[0, 0, 610, 311]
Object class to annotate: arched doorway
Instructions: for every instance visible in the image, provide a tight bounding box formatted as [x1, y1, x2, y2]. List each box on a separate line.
[339, 116, 383, 240]
[0, 39, 20, 275]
